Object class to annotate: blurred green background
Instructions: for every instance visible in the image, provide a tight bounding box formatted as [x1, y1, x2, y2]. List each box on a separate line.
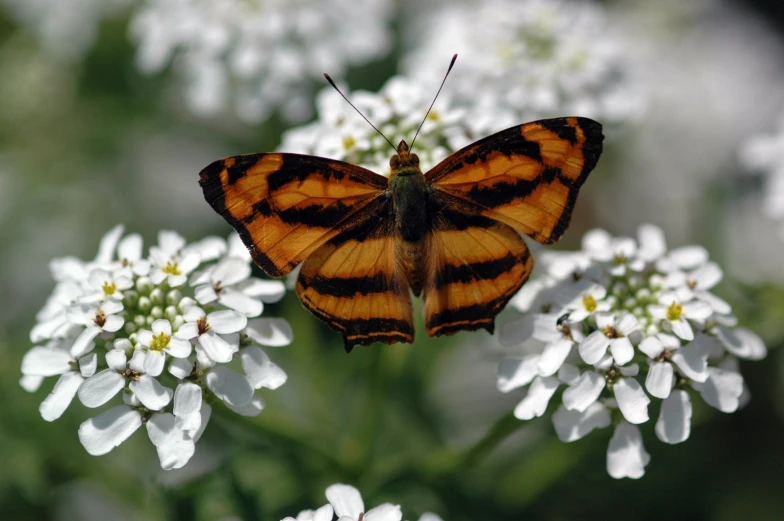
[1, 1, 783, 520]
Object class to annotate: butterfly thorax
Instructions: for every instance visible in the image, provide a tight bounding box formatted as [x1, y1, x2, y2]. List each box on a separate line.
[389, 140, 429, 295]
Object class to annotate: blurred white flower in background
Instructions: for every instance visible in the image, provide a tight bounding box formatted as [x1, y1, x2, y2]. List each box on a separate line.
[0, 0, 394, 123]
[0, 0, 131, 58]
[404, 0, 645, 131]
[740, 113, 784, 236]
[20, 225, 292, 470]
[130, 0, 394, 122]
[498, 224, 766, 479]
[281, 483, 442, 521]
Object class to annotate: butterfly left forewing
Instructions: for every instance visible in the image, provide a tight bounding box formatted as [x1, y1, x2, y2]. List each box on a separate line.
[426, 117, 603, 245]
[199, 153, 387, 278]
[423, 201, 534, 337]
[296, 202, 414, 351]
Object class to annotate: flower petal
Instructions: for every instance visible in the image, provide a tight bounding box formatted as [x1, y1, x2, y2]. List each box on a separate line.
[638, 336, 664, 358]
[655, 390, 692, 444]
[326, 484, 364, 518]
[607, 422, 650, 479]
[78, 405, 142, 456]
[614, 377, 650, 424]
[22, 346, 73, 376]
[152, 319, 172, 336]
[71, 325, 101, 357]
[176, 322, 200, 340]
[671, 342, 708, 382]
[208, 310, 248, 334]
[40, 372, 83, 421]
[645, 361, 674, 399]
[562, 370, 605, 412]
[670, 318, 694, 341]
[364, 503, 403, 521]
[513, 376, 559, 420]
[578, 331, 610, 365]
[497, 355, 539, 393]
[553, 402, 611, 442]
[219, 288, 263, 317]
[165, 336, 192, 359]
[714, 326, 767, 360]
[241, 346, 287, 389]
[143, 350, 166, 377]
[78, 369, 125, 408]
[536, 338, 573, 377]
[238, 278, 286, 303]
[205, 367, 253, 407]
[245, 318, 294, 347]
[226, 396, 266, 417]
[198, 331, 235, 363]
[610, 337, 634, 366]
[146, 413, 195, 470]
[211, 258, 251, 286]
[173, 382, 203, 432]
[693, 367, 744, 412]
[129, 374, 173, 411]
[169, 358, 193, 380]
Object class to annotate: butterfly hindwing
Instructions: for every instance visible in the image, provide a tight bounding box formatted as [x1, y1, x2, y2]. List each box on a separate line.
[426, 117, 603, 245]
[424, 202, 534, 337]
[199, 153, 388, 277]
[296, 204, 415, 351]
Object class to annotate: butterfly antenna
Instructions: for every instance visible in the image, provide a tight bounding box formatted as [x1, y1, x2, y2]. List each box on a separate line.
[323, 73, 397, 153]
[410, 53, 458, 151]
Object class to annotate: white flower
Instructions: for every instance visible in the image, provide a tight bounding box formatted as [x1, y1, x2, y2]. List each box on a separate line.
[648, 292, 712, 341]
[740, 113, 784, 226]
[22, 226, 291, 470]
[176, 307, 246, 363]
[67, 299, 125, 357]
[150, 245, 200, 288]
[498, 224, 766, 478]
[578, 312, 639, 365]
[129, 0, 394, 122]
[193, 258, 265, 316]
[404, 0, 645, 129]
[284, 484, 403, 521]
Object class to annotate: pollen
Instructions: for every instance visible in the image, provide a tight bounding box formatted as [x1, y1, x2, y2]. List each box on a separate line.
[197, 316, 210, 335]
[342, 135, 356, 150]
[93, 310, 106, 327]
[102, 281, 117, 295]
[666, 302, 683, 321]
[150, 332, 171, 351]
[582, 294, 597, 312]
[161, 261, 182, 276]
[612, 254, 627, 266]
[602, 324, 619, 338]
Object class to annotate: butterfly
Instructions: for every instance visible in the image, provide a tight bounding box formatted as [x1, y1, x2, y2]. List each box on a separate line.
[199, 115, 603, 351]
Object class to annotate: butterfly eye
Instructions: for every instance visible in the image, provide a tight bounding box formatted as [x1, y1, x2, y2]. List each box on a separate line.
[410, 154, 420, 166]
[389, 155, 400, 168]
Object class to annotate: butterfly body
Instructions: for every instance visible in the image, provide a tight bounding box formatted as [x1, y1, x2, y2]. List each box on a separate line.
[200, 117, 604, 351]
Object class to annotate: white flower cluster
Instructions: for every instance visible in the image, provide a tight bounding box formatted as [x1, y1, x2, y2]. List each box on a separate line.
[739, 113, 784, 231]
[20, 225, 291, 470]
[130, 0, 394, 122]
[279, 75, 504, 175]
[404, 0, 645, 129]
[497, 224, 766, 479]
[282, 483, 442, 521]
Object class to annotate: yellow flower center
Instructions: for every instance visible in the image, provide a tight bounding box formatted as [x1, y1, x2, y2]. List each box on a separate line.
[666, 302, 683, 321]
[582, 294, 597, 312]
[342, 135, 356, 150]
[102, 281, 117, 295]
[162, 261, 181, 276]
[150, 332, 171, 351]
[427, 111, 440, 121]
[612, 254, 627, 265]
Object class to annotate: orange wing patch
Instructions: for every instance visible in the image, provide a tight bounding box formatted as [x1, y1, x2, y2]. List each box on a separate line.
[426, 117, 603, 244]
[424, 202, 533, 337]
[200, 153, 388, 277]
[296, 213, 414, 351]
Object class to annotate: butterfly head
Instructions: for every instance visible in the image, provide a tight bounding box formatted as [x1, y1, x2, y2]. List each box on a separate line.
[390, 140, 420, 176]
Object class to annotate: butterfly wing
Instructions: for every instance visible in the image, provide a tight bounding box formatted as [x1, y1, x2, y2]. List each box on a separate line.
[199, 153, 388, 277]
[426, 117, 603, 244]
[296, 202, 414, 351]
[423, 202, 534, 336]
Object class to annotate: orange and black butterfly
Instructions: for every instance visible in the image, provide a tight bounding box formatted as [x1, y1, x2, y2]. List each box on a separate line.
[199, 62, 603, 351]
